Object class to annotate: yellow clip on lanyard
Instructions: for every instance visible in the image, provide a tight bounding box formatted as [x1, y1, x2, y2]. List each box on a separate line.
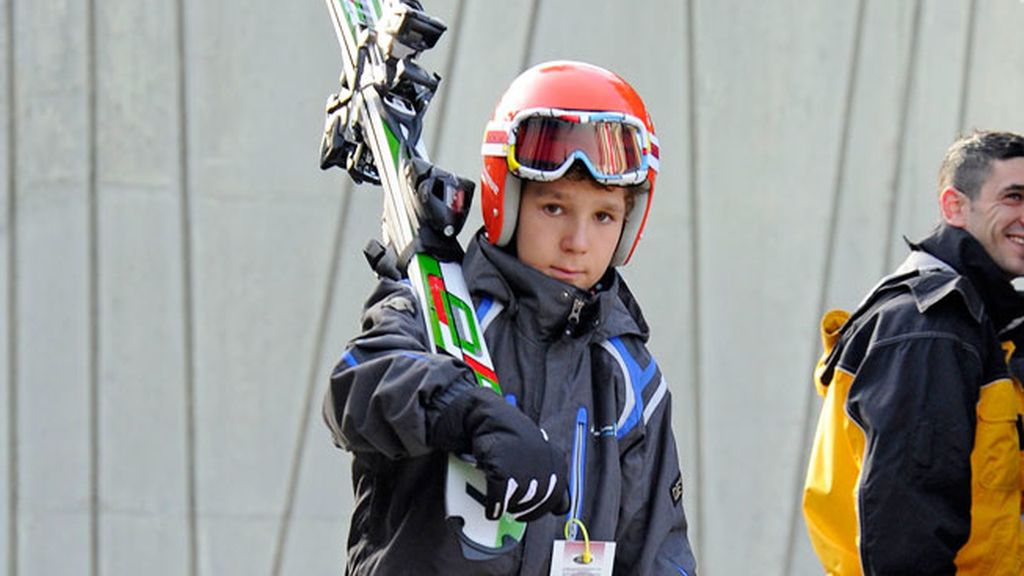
[563, 519, 592, 564]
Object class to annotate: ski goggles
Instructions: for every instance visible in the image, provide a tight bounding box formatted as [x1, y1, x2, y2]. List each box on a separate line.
[482, 108, 659, 185]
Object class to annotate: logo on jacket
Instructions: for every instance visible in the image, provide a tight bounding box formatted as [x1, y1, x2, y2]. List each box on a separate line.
[671, 472, 683, 506]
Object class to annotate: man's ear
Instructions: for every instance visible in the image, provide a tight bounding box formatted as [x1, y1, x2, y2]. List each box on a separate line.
[940, 186, 970, 228]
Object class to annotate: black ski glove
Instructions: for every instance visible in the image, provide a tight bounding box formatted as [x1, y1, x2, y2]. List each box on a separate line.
[431, 386, 569, 523]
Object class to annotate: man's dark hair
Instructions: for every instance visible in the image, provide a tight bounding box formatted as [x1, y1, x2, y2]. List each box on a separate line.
[939, 130, 1024, 199]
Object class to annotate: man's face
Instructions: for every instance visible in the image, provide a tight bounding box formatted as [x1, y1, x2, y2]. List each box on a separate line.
[955, 157, 1024, 278]
[515, 178, 626, 290]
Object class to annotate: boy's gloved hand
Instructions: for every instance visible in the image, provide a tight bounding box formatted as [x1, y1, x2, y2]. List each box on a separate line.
[431, 386, 569, 522]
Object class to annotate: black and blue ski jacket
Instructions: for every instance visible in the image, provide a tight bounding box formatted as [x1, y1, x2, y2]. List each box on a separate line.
[324, 230, 698, 575]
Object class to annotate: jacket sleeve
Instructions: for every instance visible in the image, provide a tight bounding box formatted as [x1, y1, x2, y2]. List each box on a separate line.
[322, 277, 477, 459]
[614, 363, 698, 576]
[846, 333, 978, 575]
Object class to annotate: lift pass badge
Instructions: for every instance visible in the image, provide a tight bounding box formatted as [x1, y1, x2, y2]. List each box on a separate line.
[549, 540, 616, 576]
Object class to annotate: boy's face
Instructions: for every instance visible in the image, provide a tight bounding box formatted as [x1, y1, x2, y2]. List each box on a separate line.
[515, 178, 626, 290]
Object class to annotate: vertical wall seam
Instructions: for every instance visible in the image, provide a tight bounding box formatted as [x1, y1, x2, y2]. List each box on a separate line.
[683, 0, 703, 563]
[426, 0, 464, 156]
[86, 0, 100, 573]
[781, 0, 867, 574]
[6, 0, 19, 573]
[270, 178, 353, 576]
[956, 0, 977, 132]
[882, 0, 922, 272]
[175, 0, 198, 574]
[520, 0, 541, 69]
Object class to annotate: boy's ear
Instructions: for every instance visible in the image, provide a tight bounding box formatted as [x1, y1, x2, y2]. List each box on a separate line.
[939, 186, 970, 228]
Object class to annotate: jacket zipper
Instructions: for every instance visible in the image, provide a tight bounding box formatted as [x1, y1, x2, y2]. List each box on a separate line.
[568, 298, 585, 326]
[566, 406, 588, 539]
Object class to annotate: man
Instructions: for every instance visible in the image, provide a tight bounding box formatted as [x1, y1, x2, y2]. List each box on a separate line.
[804, 131, 1024, 575]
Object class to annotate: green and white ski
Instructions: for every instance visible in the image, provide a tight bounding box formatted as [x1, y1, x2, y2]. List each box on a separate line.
[320, 0, 526, 558]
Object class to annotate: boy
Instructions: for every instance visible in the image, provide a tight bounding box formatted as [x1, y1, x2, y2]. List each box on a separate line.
[324, 60, 698, 576]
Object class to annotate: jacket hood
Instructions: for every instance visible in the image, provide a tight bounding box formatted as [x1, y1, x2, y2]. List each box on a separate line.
[462, 229, 649, 343]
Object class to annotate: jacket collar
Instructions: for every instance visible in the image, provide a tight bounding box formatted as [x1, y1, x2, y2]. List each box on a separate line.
[819, 226, 1024, 389]
[462, 230, 648, 343]
[911, 224, 1024, 332]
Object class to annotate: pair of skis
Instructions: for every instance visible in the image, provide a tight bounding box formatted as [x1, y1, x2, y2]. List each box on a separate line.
[319, 0, 524, 559]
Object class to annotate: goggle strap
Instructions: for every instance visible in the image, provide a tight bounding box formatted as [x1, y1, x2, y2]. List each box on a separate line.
[481, 121, 510, 157]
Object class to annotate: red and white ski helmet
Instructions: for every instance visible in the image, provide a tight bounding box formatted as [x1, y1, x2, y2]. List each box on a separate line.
[480, 60, 659, 266]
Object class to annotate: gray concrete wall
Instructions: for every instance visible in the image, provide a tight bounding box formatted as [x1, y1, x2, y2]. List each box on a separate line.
[4, 0, 1024, 574]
